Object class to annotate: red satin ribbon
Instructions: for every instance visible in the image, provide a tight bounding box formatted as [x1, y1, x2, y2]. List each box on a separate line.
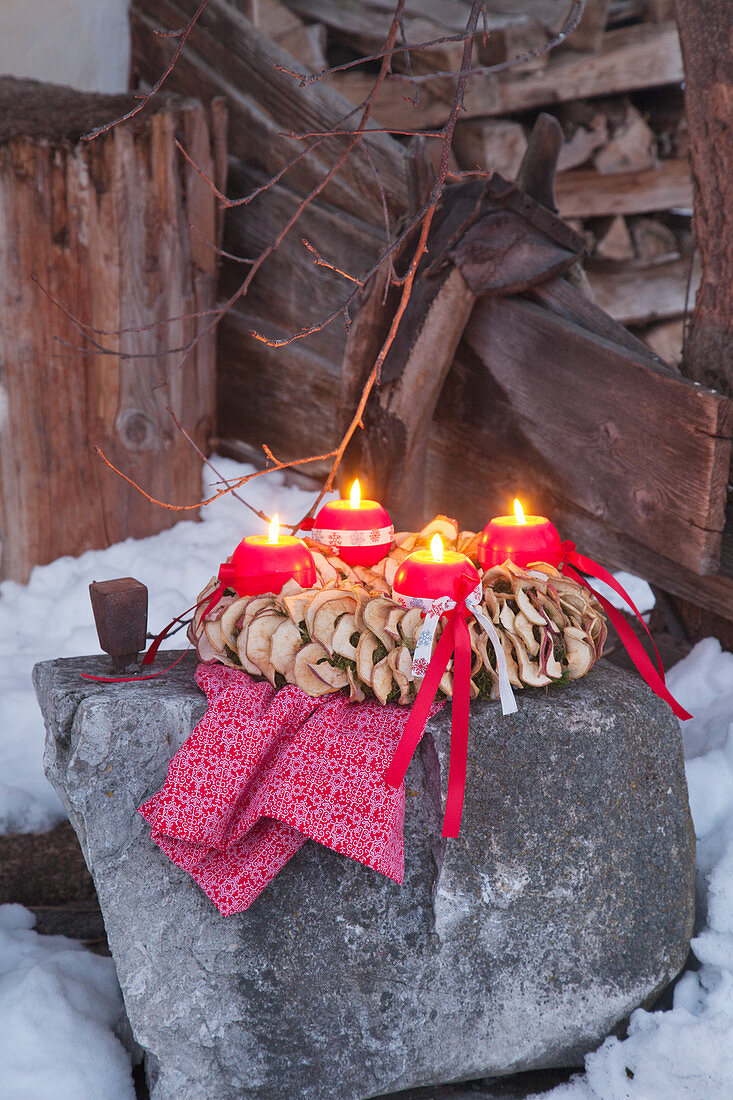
[384, 570, 476, 838]
[560, 542, 691, 721]
[80, 583, 225, 684]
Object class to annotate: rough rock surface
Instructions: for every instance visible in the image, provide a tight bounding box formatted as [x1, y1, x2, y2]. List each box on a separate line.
[34, 653, 695, 1100]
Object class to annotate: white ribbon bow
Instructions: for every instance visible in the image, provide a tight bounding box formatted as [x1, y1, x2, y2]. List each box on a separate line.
[392, 581, 518, 716]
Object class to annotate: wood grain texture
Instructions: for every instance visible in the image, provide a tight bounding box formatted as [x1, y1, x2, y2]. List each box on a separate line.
[556, 158, 692, 218]
[587, 254, 701, 325]
[0, 81, 225, 581]
[329, 21, 683, 129]
[528, 275, 664, 363]
[220, 161, 383, 362]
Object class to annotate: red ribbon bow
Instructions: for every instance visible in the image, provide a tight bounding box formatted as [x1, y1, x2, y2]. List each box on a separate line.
[559, 542, 691, 722]
[384, 569, 478, 839]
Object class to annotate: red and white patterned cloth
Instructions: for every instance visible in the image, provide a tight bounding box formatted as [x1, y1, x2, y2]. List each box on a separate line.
[139, 664, 438, 916]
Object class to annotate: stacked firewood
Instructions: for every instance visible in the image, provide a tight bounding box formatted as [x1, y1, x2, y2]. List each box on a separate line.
[192, 517, 607, 703]
[276, 0, 692, 367]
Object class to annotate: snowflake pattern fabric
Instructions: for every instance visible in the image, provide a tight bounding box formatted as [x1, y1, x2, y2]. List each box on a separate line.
[139, 664, 428, 915]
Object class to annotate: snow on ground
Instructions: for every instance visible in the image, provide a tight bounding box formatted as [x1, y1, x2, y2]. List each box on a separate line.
[0, 905, 134, 1100]
[533, 639, 733, 1100]
[1, 460, 733, 1097]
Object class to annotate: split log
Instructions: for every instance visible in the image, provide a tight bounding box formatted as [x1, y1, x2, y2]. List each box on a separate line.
[557, 111, 609, 172]
[490, 21, 683, 114]
[594, 215, 635, 261]
[0, 78, 226, 582]
[452, 119, 528, 179]
[640, 319, 684, 366]
[629, 216, 679, 262]
[556, 158, 692, 217]
[565, 0, 611, 52]
[587, 255, 701, 325]
[593, 102, 657, 174]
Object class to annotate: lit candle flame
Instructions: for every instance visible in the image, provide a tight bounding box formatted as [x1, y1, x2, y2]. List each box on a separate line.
[268, 514, 280, 544]
[430, 533, 444, 562]
[513, 498, 527, 525]
[349, 479, 361, 509]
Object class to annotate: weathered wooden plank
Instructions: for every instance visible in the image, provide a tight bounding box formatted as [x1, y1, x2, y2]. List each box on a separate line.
[457, 295, 731, 574]
[216, 308, 342, 456]
[329, 21, 683, 128]
[220, 161, 383, 363]
[587, 255, 701, 326]
[556, 158, 692, 218]
[422, 341, 733, 612]
[492, 21, 683, 113]
[130, 0, 408, 226]
[527, 275, 665, 364]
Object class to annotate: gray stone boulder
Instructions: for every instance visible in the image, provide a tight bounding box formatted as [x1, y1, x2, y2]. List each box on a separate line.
[34, 653, 695, 1100]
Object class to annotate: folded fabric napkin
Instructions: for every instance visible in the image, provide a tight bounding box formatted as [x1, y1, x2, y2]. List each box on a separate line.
[139, 663, 432, 915]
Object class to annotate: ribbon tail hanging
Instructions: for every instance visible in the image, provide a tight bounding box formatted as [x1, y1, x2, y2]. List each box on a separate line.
[560, 545, 691, 721]
[471, 606, 518, 716]
[561, 543, 664, 678]
[442, 610, 472, 838]
[384, 616, 456, 790]
[583, 585, 692, 722]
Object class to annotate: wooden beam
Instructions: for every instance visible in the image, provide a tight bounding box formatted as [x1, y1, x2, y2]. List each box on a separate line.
[454, 296, 731, 575]
[527, 275, 663, 364]
[220, 161, 383, 364]
[556, 158, 692, 218]
[587, 255, 701, 326]
[491, 20, 683, 114]
[329, 21, 683, 129]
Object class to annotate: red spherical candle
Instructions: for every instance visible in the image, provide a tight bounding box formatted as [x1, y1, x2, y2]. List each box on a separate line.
[218, 515, 316, 596]
[393, 535, 480, 602]
[478, 499, 562, 570]
[312, 480, 393, 566]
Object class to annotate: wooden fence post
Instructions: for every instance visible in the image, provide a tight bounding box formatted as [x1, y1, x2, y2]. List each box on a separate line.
[0, 78, 227, 582]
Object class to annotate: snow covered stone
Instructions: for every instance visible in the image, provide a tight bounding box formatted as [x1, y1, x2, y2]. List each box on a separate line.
[34, 653, 695, 1100]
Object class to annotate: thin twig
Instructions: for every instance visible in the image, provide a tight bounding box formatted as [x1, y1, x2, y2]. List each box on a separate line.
[93, 443, 339, 512]
[87, 0, 585, 529]
[302, 239, 363, 284]
[388, 0, 585, 83]
[82, 0, 211, 141]
[166, 407, 269, 521]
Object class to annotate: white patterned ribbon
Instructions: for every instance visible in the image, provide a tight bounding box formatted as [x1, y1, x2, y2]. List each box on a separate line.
[392, 582, 517, 716]
[310, 524, 394, 551]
